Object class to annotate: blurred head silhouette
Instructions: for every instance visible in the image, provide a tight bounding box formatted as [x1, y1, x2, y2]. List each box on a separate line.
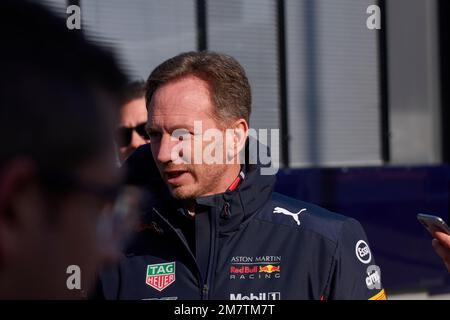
[0, 0, 129, 299]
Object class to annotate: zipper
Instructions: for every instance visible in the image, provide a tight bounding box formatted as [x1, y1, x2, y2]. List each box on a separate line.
[202, 284, 209, 299]
[221, 202, 231, 219]
[151, 207, 205, 298]
[203, 201, 225, 300]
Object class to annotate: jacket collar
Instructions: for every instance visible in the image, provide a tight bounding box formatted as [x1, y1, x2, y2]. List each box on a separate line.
[126, 142, 277, 234]
[185, 162, 276, 234]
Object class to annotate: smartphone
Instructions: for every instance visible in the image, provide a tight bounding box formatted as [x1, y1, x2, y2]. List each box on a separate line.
[417, 213, 450, 236]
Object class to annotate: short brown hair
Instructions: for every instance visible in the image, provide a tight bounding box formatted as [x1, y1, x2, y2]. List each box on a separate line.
[121, 80, 146, 105]
[145, 51, 251, 124]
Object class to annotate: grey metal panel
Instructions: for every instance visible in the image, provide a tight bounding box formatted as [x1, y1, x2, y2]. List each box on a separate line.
[207, 0, 280, 132]
[286, 0, 381, 167]
[81, 0, 197, 80]
[386, 0, 441, 164]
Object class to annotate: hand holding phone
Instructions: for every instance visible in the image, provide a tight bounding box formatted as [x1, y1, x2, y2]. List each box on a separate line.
[417, 213, 450, 236]
[419, 214, 450, 273]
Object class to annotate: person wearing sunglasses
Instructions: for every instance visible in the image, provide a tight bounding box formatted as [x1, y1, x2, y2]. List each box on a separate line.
[116, 81, 150, 164]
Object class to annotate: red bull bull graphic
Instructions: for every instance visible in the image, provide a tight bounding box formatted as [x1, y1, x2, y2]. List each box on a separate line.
[259, 264, 281, 273]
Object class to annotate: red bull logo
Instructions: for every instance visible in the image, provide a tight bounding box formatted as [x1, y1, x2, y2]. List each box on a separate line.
[230, 266, 258, 274]
[259, 264, 281, 273]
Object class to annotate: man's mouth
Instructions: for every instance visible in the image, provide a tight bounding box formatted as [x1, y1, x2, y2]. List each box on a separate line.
[164, 170, 189, 184]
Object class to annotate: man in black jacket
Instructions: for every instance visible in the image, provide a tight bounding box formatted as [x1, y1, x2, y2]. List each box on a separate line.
[97, 51, 386, 300]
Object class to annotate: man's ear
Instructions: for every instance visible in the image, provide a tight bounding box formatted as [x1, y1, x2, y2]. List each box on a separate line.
[0, 159, 40, 264]
[226, 119, 249, 161]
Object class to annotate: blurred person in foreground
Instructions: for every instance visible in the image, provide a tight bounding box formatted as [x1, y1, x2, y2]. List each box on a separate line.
[432, 231, 450, 272]
[0, 0, 131, 299]
[116, 81, 150, 164]
[96, 51, 387, 300]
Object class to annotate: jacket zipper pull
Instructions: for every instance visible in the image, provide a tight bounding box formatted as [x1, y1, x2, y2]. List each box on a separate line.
[202, 284, 209, 299]
[221, 202, 231, 219]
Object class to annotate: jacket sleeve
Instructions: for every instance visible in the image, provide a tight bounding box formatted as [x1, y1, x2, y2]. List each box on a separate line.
[325, 218, 387, 300]
[90, 264, 120, 300]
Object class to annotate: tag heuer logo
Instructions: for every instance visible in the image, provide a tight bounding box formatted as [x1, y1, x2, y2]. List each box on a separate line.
[146, 262, 176, 291]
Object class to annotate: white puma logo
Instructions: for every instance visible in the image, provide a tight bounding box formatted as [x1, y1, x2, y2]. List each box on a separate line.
[273, 207, 307, 226]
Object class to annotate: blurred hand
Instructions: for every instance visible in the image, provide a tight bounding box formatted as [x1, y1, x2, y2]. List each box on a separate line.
[432, 231, 450, 272]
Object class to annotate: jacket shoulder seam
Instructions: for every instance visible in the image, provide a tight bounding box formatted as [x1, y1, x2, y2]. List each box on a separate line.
[252, 215, 340, 244]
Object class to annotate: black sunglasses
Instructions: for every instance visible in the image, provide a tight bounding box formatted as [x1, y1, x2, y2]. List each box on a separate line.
[116, 123, 149, 147]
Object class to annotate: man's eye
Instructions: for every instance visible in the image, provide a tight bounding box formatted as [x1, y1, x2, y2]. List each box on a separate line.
[181, 132, 195, 140]
[171, 129, 193, 141]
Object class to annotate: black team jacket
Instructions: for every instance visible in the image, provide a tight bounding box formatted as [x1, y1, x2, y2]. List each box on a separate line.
[95, 144, 386, 300]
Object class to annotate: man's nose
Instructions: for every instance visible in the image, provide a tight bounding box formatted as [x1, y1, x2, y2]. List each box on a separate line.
[130, 131, 147, 149]
[155, 134, 174, 164]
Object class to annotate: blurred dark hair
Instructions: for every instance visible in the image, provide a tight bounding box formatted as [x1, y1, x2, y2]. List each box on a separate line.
[121, 80, 146, 105]
[0, 0, 128, 173]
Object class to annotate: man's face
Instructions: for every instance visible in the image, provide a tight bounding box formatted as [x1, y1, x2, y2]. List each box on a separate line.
[49, 156, 121, 298]
[0, 151, 122, 299]
[0, 85, 127, 298]
[118, 97, 149, 163]
[147, 75, 236, 200]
